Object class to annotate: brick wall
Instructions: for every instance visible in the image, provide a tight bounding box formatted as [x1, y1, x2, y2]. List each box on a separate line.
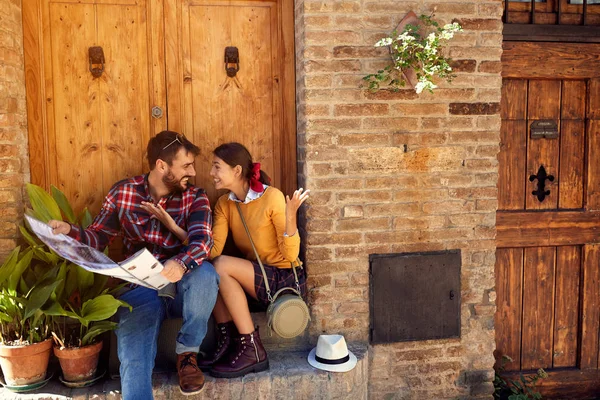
[0, 0, 27, 260]
[295, 0, 503, 398]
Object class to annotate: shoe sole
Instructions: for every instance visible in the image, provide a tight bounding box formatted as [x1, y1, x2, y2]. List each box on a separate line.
[179, 385, 205, 396]
[209, 359, 270, 379]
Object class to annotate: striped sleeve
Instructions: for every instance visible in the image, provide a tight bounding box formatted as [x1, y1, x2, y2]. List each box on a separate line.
[67, 186, 121, 250]
[174, 191, 213, 270]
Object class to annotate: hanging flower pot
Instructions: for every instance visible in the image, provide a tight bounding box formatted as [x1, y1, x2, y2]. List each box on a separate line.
[54, 341, 103, 383]
[0, 339, 53, 386]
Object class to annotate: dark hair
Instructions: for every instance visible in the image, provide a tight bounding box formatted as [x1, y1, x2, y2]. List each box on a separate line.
[147, 131, 200, 169]
[213, 142, 271, 185]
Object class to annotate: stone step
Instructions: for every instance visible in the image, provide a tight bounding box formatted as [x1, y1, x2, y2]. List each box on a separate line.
[109, 314, 311, 375]
[0, 345, 368, 400]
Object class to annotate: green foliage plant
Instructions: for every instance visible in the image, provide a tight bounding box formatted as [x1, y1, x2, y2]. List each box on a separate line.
[494, 355, 548, 400]
[363, 14, 462, 94]
[0, 246, 60, 345]
[9, 184, 130, 348]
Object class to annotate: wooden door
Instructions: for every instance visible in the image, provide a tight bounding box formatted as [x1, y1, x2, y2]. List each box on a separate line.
[164, 0, 296, 203]
[23, 0, 166, 215]
[496, 42, 600, 398]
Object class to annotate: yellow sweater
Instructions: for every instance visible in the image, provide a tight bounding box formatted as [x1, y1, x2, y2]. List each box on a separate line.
[210, 186, 301, 268]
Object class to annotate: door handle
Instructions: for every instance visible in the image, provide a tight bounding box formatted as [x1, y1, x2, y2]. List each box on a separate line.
[88, 46, 105, 78]
[224, 47, 239, 77]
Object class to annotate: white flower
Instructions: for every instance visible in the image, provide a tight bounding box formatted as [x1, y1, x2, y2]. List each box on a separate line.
[415, 78, 437, 94]
[375, 37, 393, 47]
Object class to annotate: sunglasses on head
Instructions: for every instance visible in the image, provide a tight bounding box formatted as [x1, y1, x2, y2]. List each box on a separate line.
[162, 133, 186, 150]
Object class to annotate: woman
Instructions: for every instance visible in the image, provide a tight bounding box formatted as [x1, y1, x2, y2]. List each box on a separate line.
[142, 142, 309, 378]
[205, 142, 309, 378]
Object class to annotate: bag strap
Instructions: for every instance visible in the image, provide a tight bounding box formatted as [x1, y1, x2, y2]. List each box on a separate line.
[235, 202, 302, 303]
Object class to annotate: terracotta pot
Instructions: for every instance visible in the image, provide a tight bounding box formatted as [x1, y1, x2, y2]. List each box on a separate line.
[0, 339, 53, 386]
[54, 341, 103, 382]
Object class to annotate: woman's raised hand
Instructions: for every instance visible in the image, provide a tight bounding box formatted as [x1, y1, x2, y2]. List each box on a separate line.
[285, 188, 310, 214]
[141, 202, 175, 227]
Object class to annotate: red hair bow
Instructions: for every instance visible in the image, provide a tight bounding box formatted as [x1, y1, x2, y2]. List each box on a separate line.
[250, 162, 264, 193]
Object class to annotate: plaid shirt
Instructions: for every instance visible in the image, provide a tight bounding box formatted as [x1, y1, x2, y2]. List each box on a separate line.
[68, 174, 213, 271]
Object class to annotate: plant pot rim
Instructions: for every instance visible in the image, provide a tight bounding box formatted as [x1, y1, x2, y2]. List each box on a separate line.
[54, 341, 103, 359]
[0, 339, 54, 357]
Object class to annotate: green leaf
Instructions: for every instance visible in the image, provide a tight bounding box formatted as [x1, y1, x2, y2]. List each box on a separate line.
[76, 266, 95, 295]
[41, 300, 70, 317]
[0, 246, 20, 287]
[80, 295, 131, 325]
[19, 225, 42, 248]
[78, 208, 93, 229]
[8, 248, 33, 291]
[26, 183, 62, 223]
[24, 279, 63, 319]
[51, 185, 76, 224]
[81, 320, 118, 346]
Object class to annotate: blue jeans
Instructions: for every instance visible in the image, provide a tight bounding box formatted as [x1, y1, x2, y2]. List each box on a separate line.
[115, 261, 219, 400]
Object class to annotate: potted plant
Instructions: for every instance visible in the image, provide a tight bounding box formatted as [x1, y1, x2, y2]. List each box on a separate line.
[0, 245, 60, 387]
[363, 12, 462, 94]
[23, 183, 131, 385]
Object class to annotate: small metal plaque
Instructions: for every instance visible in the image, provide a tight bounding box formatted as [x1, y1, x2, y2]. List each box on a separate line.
[530, 120, 559, 139]
[369, 250, 461, 344]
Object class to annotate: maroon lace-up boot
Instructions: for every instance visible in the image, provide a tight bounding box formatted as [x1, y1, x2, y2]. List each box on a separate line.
[198, 321, 237, 370]
[210, 327, 269, 378]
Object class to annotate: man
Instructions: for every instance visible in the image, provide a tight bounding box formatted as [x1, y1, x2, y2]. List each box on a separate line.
[49, 131, 218, 399]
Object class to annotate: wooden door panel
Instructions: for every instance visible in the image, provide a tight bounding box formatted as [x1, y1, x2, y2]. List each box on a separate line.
[494, 248, 524, 371]
[187, 2, 279, 202]
[25, 0, 165, 215]
[526, 80, 561, 210]
[167, 0, 296, 204]
[553, 246, 580, 368]
[96, 5, 153, 191]
[559, 81, 585, 209]
[587, 120, 600, 209]
[47, 3, 101, 211]
[580, 244, 600, 369]
[522, 247, 556, 370]
[499, 41, 600, 399]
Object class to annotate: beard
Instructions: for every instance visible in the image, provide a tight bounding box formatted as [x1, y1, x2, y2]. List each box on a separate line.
[162, 170, 190, 194]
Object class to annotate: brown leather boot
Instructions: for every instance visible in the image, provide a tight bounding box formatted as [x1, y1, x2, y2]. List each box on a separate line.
[198, 321, 237, 370]
[176, 352, 205, 395]
[210, 328, 269, 378]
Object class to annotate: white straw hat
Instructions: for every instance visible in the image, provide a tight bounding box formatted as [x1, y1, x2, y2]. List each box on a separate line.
[307, 334, 357, 372]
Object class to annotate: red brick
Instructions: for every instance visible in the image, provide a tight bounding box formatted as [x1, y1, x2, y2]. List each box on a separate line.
[305, 75, 333, 88]
[334, 15, 393, 29]
[333, 46, 388, 58]
[337, 302, 368, 314]
[427, 3, 477, 15]
[337, 133, 390, 146]
[305, 31, 362, 46]
[307, 118, 361, 132]
[478, 60, 501, 74]
[457, 18, 503, 31]
[422, 201, 475, 215]
[364, 89, 418, 101]
[363, 117, 419, 131]
[304, 104, 331, 116]
[306, 219, 333, 232]
[393, 216, 446, 230]
[303, 46, 333, 59]
[312, 178, 363, 189]
[305, 59, 362, 73]
[334, 103, 389, 116]
[304, 1, 362, 13]
[337, 190, 392, 202]
[449, 102, 500, 115]
[0, 159, 20, 173]
[336, 217, 390, 231]
[364, 1, 420, 14]
[391, 103, 448, 116]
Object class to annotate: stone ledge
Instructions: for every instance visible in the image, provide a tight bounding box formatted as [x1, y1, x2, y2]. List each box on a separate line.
[0, 344, 368, 400]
